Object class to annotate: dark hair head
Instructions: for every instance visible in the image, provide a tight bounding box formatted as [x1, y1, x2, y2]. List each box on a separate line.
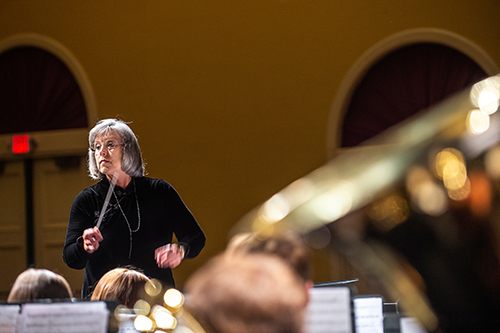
[88, 118, 145, 180]
[7, 268, 73, 303]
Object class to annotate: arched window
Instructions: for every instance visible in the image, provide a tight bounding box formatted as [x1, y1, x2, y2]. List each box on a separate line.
[341, 43, 487, 147]
[327, 29, 499, 158]
[0, 46, 88, 134]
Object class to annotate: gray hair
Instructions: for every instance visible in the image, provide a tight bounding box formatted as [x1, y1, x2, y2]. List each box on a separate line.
[88, 119, 145, 180]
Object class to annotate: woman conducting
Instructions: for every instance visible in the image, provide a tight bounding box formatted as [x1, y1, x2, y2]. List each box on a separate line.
[63, 118, 206, 299]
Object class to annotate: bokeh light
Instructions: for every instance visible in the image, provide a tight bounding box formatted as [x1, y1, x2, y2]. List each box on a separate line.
[134, 315, 154, 332]
[433, 148, 464, 180]
[433, 148, 468, 191]
[134, 299, 151, 316]
[478, 90, 499, 115]
[164, 288, 184, 311]
[442, 162, 467, 191]
[114, 305, 132, 321]
[467, 109, 490, 134]
[470, 75, 500, 114]
[406, 165, 448, 216]
[113, 286, 199, 333]
[447, 178, 470, 201]
[468, 171, 492, 218]
[152, 305, 176, 330]
[145, 279, 163, 297]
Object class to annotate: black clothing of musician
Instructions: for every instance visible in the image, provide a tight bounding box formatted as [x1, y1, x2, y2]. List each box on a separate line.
[63, 176, 205, 298]
[62, 118, 205, 299]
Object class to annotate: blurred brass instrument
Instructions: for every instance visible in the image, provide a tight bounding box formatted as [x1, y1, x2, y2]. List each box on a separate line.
[233, 75, 500, 332]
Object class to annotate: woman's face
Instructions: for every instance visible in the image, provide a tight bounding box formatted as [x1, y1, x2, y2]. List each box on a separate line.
[93, 130, 124, 177]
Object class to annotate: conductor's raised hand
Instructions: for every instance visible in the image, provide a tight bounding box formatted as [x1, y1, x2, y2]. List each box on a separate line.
[155, 243, 184, 269]
[82, 227, 103, 253]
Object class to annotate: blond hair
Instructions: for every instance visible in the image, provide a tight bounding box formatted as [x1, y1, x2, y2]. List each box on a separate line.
[91, 267, 150, 308]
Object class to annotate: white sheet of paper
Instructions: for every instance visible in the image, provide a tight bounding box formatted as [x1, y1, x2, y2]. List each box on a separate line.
[305, 286, 353, 333]
[0, 304, 20, 333]
[18, 302, 109, 333]
[353, 296, 384, 333]
[400, 317, 427, 333]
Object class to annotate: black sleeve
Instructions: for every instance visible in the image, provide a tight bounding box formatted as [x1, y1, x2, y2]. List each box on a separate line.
[62, 189, 93, 269]
[164, 183, 206, 258]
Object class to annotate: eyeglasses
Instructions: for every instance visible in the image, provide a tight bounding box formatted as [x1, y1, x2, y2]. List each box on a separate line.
[91, 140, 123, 152]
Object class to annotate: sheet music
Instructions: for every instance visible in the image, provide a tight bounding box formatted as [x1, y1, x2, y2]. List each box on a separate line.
[400, 317, 426, 333]
[18, 302, 109, 333]
[304, 286, 353, 333]
[353, 296, 384, 333]
[0, 305, 20, 333]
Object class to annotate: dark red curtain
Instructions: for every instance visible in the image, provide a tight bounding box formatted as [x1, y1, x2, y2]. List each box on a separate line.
[342, 43, 488, 147]
[0, 46, 88, 135]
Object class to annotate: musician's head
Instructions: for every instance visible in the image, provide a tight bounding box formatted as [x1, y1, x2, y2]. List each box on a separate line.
[90, 267, 150, 308]
[7, 268, 73, 303]
[184, 252, 308, 333]
[88, 118, 145, 180]
[226, 230, 312, 284]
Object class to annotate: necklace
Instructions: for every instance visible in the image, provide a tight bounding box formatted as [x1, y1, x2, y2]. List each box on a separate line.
[113, 179, 141, 258]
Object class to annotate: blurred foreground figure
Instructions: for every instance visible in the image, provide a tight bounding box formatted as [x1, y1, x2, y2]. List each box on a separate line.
[226, 231, 313, 288]
[90, 267, 150, 308]
[8, 268, 73, 303]
[184, 253, 308, 333]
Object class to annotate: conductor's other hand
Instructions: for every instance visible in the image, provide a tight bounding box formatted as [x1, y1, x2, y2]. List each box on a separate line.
[82, 227, 103, 254]
[155, 243, 183, 269]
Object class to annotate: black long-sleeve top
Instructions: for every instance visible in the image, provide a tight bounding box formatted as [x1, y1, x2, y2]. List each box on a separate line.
[63, 177, 206, 299]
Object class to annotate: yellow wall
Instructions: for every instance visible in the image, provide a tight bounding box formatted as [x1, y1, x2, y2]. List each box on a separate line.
[1, 1, 500, 287]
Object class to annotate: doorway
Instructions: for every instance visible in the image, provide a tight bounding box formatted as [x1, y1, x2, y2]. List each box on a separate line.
[0, 36, 97, 299]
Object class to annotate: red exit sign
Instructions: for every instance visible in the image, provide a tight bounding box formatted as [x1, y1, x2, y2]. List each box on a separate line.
[12, 134, 31, 154]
